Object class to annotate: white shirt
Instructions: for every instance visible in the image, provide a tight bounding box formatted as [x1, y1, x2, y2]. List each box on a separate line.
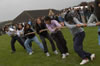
[17, 28, 24, 37]
[6, 28, 17, 36]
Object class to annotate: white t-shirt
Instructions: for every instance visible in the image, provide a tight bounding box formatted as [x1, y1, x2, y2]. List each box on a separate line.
[6, 28, 17, 36]
[17, 28, 24, 37]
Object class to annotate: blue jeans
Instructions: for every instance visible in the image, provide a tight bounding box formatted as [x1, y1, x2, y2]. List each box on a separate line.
[24, 36, 44, 53]
[73, 32, 91, 59]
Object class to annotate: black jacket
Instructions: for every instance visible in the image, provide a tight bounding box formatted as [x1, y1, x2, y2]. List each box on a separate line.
[35, 21, 49, 36]
[24, 28, 35, 39]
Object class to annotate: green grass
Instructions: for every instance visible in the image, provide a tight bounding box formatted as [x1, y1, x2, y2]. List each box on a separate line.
[0, 27, 100, 66]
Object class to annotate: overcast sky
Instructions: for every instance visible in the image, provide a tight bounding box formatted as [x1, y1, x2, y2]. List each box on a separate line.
[0, 0, 94, 22]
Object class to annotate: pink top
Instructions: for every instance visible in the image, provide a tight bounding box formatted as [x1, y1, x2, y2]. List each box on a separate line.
[46, 20, 61, 32]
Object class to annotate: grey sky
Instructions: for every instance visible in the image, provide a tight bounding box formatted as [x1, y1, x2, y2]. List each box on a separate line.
[0, 0, 93, 22]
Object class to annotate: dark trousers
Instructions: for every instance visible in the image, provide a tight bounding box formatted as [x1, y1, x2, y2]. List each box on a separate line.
[98, 31, 100, 35]
[40, 34, 56, 53]
[73, 31, 91, 59]
[51, 31, 68, 54]
[11, 36, 25, 51]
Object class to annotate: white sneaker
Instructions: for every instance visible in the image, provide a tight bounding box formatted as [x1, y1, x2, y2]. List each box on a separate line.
[46, 52, 50, 57]
[80, 59, 89, 65]
[54, 50, 58, 55]
[66, 53, 69, 56]
[90, 54, 95, 61]
[29, 52, 33, 55]
[62, 54, 66, 59]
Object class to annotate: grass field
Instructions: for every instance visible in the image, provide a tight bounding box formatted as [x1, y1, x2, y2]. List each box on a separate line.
[0, 27, 100, 66]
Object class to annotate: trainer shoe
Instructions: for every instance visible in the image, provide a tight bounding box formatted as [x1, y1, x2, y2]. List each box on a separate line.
[29, 52, 33, 55]
[62, 54, 66, 59]
[54, 50, 58, 55]
[66, 53, 69, 56]
[46, 52, 50, 57]
[90, 54, 95, 61]
[80, 59, 89, 65]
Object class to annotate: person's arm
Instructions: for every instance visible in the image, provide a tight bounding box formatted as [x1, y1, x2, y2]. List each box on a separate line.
[87, 14, 97, 27]
[64, 21, 86, 28]
[52, 20, 66, 31]
[25, 29, 36, 36]
[6, 31, 12, 36]
[39, 23, 49, 33]
[73, 17, 83, 24]
[46, 20, 61, 32]
[73, 17, 88, 27]
[64, 21, 77, 29]
[54, 20, 62, 27]
[39, 29, 49, 33]
[25, 32, 36, 36]
[46, 25, 56, 32]
[88, 14, 97, 23]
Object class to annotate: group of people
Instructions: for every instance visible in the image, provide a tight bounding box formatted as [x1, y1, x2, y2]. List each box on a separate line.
[3, 0, 100, 65]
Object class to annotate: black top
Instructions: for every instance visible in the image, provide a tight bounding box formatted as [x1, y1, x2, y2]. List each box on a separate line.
[24, 28, 35, 39]
[35, 21, 49, 36]
[94, 0, 100, 21]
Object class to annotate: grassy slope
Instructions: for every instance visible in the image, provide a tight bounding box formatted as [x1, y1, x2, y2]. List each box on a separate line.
[0, 27, 100, 66]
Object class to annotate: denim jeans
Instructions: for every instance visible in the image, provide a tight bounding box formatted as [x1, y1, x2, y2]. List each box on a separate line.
[73, 32, 91, 59]
[24, 36, 44, 53]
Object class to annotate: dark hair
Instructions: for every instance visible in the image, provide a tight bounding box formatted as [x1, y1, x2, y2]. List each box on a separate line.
[4, 26, 9, 31]
[35, 18, 45, 29]
[17, 24, 24, 30]
[24, 24, 31, 32]
[64, 11, 75, 24]
[65, 11, 73, 21]
[44, 16, 51, 21]
[36, 18, 42, 23]
[35, 18, 41, 28]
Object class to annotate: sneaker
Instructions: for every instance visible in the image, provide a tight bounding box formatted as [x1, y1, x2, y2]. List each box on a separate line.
[80, 59, 89, 65]
[54, 50, 58, 55]
[66, 53, 69, 56]
[90, 54, 95, 61]
[46, 52, 50, 57]
[29, 52, 33, 55]
[62, 54, 66, 59]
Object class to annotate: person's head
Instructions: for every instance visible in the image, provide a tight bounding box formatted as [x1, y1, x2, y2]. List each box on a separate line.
[4, 26, 9, 32]
[36, 18, 42, 24]
[41, 16, 45, 20]
[17, 24, 23, 30]
[24, 24, 31, 31]
[64, 12, 74, 24]
[44, 16, 51, 24]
